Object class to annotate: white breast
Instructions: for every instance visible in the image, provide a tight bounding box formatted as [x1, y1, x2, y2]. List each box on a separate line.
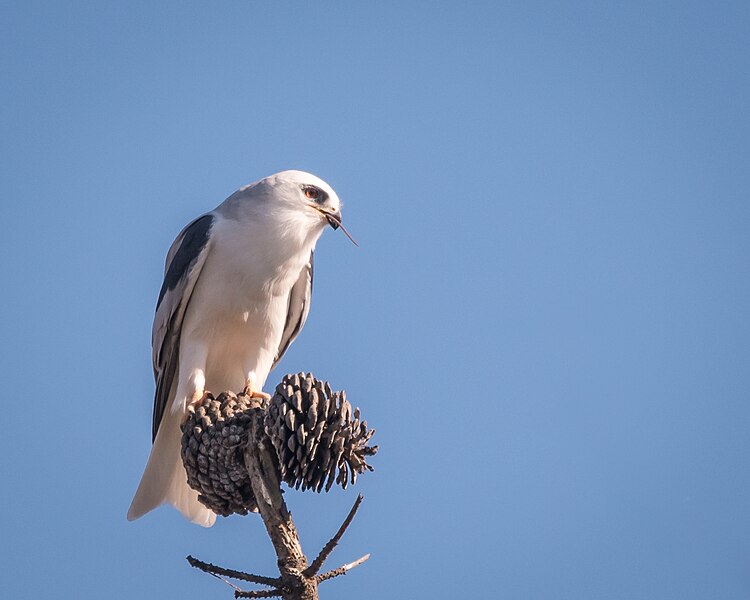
[180, 213, 317, 393]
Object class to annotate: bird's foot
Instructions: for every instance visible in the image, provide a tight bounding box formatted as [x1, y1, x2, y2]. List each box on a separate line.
[188, 389, 211, 409]
[242, 383, 271, 401]
[183, 390, 211, 423]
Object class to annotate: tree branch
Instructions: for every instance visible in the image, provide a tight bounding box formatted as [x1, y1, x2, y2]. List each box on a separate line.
[243, 412, 318, 600]
[234, 589, 284, 599]
[315, 554, 371, 583]
[304, 495, 363, 577]
[186, 555, 281, 587]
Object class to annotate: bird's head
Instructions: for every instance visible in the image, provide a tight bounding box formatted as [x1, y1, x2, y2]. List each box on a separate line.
[264, 170, 358, 246]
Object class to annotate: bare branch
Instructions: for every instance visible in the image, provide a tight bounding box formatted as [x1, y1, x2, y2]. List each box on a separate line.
[304, 495, 364, 577]
[187, 555, 281, 587]
[316, 554, 371, 583]
[234, 589, 283, 599]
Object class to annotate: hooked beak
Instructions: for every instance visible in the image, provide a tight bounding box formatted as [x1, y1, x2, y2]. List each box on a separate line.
[312, 205, 359, 246]
[325, 212, 340, 230]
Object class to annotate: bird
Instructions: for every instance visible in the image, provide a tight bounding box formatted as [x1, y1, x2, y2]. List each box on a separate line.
[127, 170, 354, 527]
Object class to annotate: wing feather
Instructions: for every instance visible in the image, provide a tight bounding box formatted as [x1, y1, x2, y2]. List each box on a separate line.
[273, 251, 314, 369]
[151, 213, 214, 441]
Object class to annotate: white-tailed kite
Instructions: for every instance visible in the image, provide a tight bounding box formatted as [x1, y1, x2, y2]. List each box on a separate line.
[128, 170, 351, 527]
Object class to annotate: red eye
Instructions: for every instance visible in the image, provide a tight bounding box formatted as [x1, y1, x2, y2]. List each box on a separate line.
[304, 187, 320, 200]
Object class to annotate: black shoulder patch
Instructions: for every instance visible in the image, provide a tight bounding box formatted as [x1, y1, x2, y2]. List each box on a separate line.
[157, 214, 214, 308]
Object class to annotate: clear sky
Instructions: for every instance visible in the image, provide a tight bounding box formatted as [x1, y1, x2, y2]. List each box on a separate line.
[1, 2, 749, 599]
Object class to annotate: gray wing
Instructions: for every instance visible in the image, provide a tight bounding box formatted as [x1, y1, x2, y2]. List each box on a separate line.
[151, 214, 214, 441]
[272, 251, 314, 369]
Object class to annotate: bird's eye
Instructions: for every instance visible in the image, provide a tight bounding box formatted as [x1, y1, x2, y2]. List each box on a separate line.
[304, 187, 320, 200]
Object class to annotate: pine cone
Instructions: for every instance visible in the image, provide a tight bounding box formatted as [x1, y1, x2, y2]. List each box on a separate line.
[180, 392, 262, 517]
[180, 374, 377, 517]
[265, 373, 378, 493]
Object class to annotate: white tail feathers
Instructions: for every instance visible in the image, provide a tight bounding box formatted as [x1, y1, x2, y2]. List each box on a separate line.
[127, 408, 216, 528]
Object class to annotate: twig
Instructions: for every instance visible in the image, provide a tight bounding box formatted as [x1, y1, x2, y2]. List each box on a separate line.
[304, 495, 364, 577]
[315, 554, 371, 583]
[234, 589, 283, 599]
[187, 555, 281, 587]
[324, 212, 359, 247]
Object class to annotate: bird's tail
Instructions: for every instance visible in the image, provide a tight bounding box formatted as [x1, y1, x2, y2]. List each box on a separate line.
[127, 407, 216, 527]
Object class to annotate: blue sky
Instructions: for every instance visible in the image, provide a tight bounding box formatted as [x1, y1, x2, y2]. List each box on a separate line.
[1, 2, 749, 598]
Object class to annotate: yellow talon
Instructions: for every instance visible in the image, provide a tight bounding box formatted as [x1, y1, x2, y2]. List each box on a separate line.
[242, 384, 271, 400]
[189, 389, 210, 408]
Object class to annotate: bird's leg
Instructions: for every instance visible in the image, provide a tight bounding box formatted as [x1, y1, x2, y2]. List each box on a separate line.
[243, 374, 271, 400]
[187, 368, 209, 408]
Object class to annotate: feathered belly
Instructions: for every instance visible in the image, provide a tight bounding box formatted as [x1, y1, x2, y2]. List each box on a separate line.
[183, 289, 289, 394]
